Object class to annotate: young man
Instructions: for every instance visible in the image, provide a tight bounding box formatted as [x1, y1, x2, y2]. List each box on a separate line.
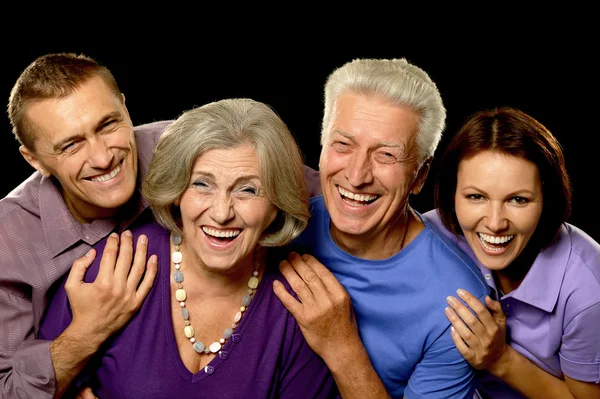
[0, 53, 170, 398]
[275, 58, 491, 398]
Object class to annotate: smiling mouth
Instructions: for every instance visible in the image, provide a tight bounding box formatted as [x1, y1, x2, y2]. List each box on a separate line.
[337, 186, 379, 206]
[478, 233, 515, 252]
[87, 162, 122, 183]
[202, 226, 242, 242]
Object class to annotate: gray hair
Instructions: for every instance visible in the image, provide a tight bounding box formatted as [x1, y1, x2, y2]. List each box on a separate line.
[321, 58, 446, 163]
[142, 98, 310, 247]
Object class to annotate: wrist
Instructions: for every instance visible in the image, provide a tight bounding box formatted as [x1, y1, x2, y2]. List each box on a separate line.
[56, 324, 105, 356]
[488, 345, 515, 378]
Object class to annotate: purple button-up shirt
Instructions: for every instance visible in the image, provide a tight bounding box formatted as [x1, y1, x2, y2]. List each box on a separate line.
[424, 210, 600, 398]
[0, 121, 171, 399]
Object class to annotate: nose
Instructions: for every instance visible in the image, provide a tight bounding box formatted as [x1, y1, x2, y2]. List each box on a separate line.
[87, 137, 114, 169]
[484, 202, 509, 232]
[209, 191, 235, 224]
[344, 151, 373, 187]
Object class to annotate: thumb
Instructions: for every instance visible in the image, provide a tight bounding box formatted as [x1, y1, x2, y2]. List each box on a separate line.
[485, 296, 506, 321]
[66, 249, 96, 288]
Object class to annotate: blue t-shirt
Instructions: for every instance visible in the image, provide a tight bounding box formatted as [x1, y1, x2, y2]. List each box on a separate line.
[295, 196, 490, 398]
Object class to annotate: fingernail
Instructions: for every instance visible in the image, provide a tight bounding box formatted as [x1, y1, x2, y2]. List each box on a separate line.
[457, 289, 466, 297]
[446, 296, 456, 305]
[123, 230, 132, 237]
[149, 254, 157, 263]
[450, 326, 456, 334]
[444, 307, 453, 316]
[110, 232, 118, 238]
[85, 249, 93, 257]
[140, 235, 148, 245]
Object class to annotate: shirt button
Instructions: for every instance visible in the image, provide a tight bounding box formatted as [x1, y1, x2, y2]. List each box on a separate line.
[204, 365, 214, 375]
[219, 351, 228, 360]
[232, 334, 241, 343]
[485, 274, 491, 280]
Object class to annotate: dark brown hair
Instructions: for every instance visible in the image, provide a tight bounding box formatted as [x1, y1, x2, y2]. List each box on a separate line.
[434, 106, 571, 250]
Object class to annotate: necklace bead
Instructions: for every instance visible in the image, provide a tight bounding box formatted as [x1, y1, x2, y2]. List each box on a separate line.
[171, 232, 259, 357]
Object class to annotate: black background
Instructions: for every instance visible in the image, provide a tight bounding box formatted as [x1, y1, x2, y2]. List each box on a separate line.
[2, 20, 598, 242]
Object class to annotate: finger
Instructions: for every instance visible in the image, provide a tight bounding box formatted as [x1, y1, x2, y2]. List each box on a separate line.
[278, 257, 316, 303]
[288, 252, 328, 295]
[126, 234, 149, 289]
[445, 305, 481, 350]
[65, 248, 96, 290]
[450, 326, 476, 363]
[79, 387, 97, 399]
[133, 254, 158, 306]
[457, 289, 498, 331]
[446, 295, 485, 335]
[114, 230, 134, 280]
[272, 279, 304, 319]
[97, 232, 120, 280]
[485, 296, 507, 323]
[300, 254, 346, 294]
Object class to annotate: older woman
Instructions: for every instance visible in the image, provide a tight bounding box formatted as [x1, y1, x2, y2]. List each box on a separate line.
[39, 98, 338, 398]
[424, 107, 600, 398]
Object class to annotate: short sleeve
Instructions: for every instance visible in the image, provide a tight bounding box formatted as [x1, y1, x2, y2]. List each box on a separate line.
[405, 323, 476, 399]
[559, 301, 600, 383]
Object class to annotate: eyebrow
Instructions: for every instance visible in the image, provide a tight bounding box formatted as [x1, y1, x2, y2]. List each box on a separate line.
[460, 185, 538, 197]
[52, 111, 122, 152]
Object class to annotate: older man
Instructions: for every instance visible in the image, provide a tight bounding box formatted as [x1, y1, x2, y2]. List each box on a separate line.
[275, 58, 491, 398]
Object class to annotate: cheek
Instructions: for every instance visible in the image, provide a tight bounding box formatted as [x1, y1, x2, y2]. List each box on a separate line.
[454, 200, 476, 232]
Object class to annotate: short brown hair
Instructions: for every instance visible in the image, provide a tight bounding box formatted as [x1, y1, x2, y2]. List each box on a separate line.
[8, 52, 122, 150]
[434, 107, 571, 250]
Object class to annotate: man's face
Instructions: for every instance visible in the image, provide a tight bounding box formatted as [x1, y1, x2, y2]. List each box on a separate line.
[21, 76, 138, 223]
[319, 92, 427, 244]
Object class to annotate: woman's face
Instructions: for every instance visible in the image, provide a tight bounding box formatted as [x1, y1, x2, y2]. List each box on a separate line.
[177, 144, 278, 274]
[454, 151, 543, 271]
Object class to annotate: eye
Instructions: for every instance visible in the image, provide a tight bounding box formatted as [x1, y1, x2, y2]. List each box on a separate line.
[60, 141, 82, 153]
[466, 194, 484, 201]
[332, 141, 352, 153]
[509, 196, 529, 205]
[374, 151, 397, 164]
[191, 180, 209, 189]
[238, 185, 258, 196]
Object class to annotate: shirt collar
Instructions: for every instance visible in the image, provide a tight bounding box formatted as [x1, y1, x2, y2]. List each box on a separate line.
[479, 226, 570, 312]
[39, 175, 148, 258]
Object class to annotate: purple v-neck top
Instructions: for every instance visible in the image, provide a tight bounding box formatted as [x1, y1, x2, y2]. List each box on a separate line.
[39, 215, 338, 398]
[424, 210, 600, 398]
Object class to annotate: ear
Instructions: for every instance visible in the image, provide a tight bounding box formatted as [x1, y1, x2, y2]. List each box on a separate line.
[411, 158, 432, 195]
[19, 145, 51, 177]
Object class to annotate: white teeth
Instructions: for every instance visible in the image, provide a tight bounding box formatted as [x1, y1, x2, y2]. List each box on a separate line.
[478, 233, 514, 244]
[90, 165, 121, 182]
[202, 227, 241, 238]
[337, 186, 378, 203]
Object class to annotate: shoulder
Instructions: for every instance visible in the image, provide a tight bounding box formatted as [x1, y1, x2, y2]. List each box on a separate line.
[0, 171, 42, 218]
[134, 120, 173, 136]
[556, 224, 600, 315]
[413, 219, 489, 297]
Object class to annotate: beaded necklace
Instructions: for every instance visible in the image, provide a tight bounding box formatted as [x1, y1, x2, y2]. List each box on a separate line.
[171, 232, 259, 355]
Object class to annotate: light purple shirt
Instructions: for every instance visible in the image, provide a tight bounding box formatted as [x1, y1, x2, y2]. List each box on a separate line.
[424, 210, 600, 398]
[0, 121, 171, 399]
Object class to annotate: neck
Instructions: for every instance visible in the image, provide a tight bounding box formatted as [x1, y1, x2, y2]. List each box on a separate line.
[176, 241, 263, 298]
[330, 208, 423, 260]
[493, 244, 538, 295]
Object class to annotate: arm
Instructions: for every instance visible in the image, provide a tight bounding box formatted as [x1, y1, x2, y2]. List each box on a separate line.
[445, 289, 600, 399]
[48, 231, 157, 398]
[273, 252, 390, 399]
